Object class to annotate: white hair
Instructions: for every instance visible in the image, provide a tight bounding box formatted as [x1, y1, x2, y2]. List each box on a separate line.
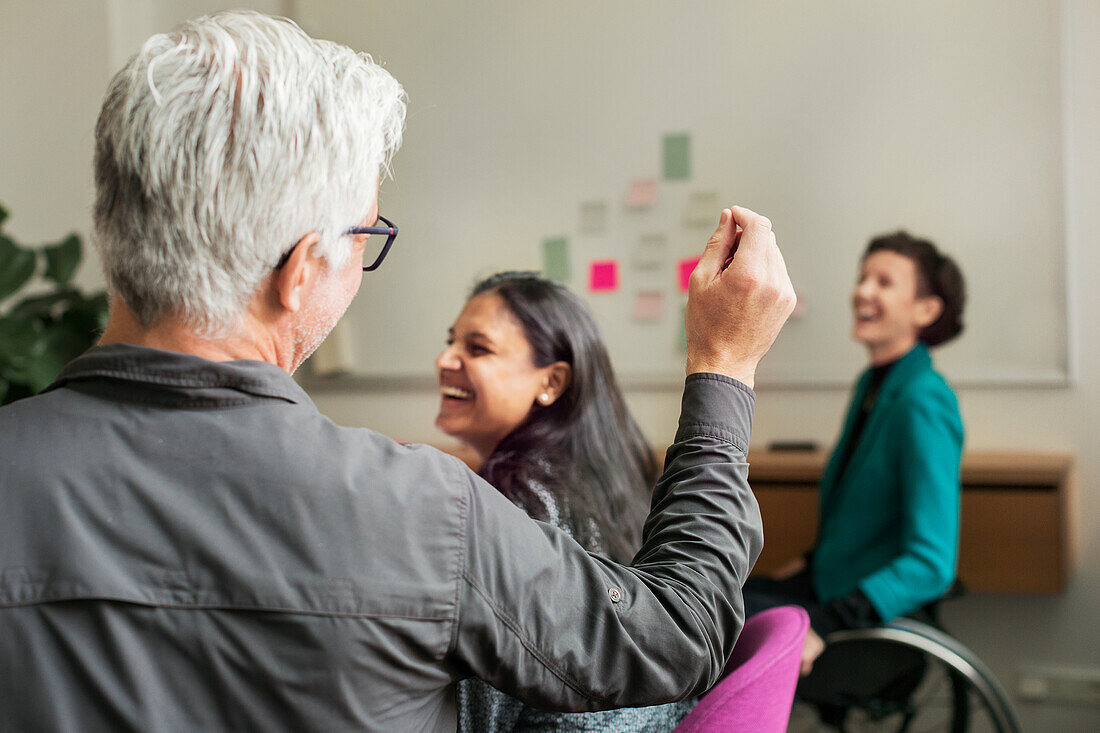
[93, 10, 406, 335]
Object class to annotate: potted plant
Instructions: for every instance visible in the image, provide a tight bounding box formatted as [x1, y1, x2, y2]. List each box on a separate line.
[0, 203, 109, 405]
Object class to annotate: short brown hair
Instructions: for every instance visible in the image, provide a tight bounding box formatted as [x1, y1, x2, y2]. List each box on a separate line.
[864, 232, 966, 347]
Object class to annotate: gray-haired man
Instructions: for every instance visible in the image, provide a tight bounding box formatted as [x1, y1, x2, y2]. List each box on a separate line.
[0, 10, 795, 731]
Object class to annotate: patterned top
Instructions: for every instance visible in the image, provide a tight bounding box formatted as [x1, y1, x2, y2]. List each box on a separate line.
[457, 470, 695, 733]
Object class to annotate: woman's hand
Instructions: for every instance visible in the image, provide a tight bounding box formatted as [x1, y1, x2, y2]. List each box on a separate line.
[800, 628, 826, 675]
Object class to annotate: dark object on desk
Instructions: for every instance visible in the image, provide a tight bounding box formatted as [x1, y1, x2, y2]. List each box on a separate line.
[767, 441, 819, 452]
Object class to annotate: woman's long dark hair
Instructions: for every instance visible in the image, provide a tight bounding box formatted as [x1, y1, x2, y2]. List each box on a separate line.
[472, 272, 658, 563]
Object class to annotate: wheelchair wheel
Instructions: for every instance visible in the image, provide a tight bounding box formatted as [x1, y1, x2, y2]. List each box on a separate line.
[786, 618, 1021, 733]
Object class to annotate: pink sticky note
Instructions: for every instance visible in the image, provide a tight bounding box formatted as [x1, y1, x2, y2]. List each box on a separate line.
[633, 291, 664, 322]
[589, 260, 619, 292]
[626, 179, 658, 208]
[678, 257, 700, 292]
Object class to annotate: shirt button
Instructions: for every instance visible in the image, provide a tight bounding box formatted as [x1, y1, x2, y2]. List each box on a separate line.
[607, 587, 622, 603]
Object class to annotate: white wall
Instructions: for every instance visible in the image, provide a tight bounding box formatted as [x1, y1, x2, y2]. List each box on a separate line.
[935, 2, 1100, 728]
[0, 0, 287, 291]
[296, 0, 1069, 388]
[0, 1, 110, 292]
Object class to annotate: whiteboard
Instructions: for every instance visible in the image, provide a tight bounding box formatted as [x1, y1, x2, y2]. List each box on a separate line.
[296, 0, 1068, 387]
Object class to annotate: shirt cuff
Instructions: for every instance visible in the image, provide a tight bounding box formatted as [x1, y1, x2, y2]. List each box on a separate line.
[809, 588, 882, 636]
[674, 373, 755, 453]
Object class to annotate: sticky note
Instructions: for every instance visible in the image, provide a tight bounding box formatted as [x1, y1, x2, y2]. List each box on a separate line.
[663, 133, 691, 180]
[580, 201, 608, 235]
[589, 260, 619, 292]
[542, 237, 570, 282]
[683, 190, 720, 226]
[678, 256, 700, 292]
[632, 291, 664, 322]
[634, 233, 666, 270]
[626, 179, 658, 208]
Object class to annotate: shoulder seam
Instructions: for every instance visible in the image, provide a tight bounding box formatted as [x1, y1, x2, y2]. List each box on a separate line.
[446, 457, 472, 658]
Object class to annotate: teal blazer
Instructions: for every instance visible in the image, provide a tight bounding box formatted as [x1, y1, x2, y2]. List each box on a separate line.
[813, 343, 964, 622]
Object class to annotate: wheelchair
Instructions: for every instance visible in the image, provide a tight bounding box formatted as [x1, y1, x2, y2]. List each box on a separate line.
[785, 590, 1022, 732]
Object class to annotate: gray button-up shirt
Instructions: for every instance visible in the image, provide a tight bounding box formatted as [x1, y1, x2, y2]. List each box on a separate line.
[0, 345, 761, 732]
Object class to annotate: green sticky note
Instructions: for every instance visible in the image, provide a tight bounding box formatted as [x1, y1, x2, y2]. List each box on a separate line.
[542, 237, 570, 281]
[663, 133, 691, 180]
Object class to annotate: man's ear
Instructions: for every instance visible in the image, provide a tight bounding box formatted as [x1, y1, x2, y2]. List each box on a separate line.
[914, 295, 944, 328]
[274, 232, 324, 313]
[540, 361, 573, 405]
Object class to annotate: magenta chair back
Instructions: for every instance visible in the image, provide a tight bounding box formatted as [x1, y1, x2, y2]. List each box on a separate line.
[674, 605, 809, 733]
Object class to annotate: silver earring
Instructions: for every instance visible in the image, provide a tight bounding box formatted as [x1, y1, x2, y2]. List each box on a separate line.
[539, 393, 550, 405]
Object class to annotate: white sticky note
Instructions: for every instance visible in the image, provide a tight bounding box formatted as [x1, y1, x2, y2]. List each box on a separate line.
[683, 190, 721, 227]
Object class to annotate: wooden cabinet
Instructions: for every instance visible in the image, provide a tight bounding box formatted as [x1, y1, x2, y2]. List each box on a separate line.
[746, 450, 1076, 593]
[434, 443, 1076, 593]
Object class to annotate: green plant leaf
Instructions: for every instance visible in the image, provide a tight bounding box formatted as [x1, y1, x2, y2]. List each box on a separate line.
[57, 308, 102, 358]
[0, 234, 37, 303]
[52, 291, 106, 337]
[44, 233, 82, 285]
[0, 314, 44, 358]
[11, 356, 63, 394]
[0, 205, 108, 401]
[0, 315, 48, 398]
[0, 382, 35, 405]
[1, 327, 69, 394]
[0, 203, 8, 229]
[30, 325, 86, 389]
[10, 288, 82, 320]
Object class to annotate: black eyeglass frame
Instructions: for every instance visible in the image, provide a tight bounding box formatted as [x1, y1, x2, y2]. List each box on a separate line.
[349, 215, 399, 271]
[274, 215, 398, 272]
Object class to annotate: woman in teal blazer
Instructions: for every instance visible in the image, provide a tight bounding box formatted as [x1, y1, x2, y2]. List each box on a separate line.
[746, 231, 966, 674]
[814, 340, 963, 620]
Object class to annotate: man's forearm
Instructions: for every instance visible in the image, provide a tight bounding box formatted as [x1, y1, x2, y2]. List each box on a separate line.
[632, 372, 763, 683]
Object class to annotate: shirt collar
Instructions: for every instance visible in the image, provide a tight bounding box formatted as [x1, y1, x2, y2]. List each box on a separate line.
[46, 343, 311, 406]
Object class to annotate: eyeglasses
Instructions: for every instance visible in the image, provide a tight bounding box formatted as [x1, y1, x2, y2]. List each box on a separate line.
[274, 215, 399, 272]
[349, 215, 399, 271]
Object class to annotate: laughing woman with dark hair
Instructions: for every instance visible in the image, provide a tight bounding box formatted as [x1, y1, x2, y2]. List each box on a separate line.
[435, 272, 693, 732]
[746, 231, 967, 674]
